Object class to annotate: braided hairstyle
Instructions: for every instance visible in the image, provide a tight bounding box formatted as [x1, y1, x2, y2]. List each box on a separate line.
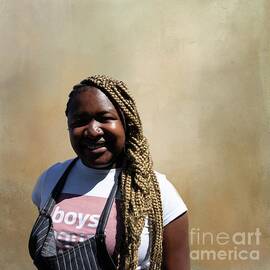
[65, 75, 163, 269]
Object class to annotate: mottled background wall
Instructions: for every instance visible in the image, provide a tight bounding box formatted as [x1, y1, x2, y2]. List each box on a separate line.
[0, 1, 269, 269]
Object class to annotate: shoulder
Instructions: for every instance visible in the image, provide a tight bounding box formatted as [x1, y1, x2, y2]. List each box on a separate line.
[42, 159, 74, 179]
[154, 171, 188, 226]
[32, 158, 75, 209]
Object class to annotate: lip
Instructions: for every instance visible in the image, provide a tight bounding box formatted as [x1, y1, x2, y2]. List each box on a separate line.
[86, 145, 107, 154]
[81, 141, 107, 154]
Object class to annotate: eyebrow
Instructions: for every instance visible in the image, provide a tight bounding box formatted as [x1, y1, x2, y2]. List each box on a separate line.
[70, 110, 118, 118]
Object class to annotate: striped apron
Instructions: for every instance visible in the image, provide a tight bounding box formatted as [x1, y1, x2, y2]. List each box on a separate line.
[29, 158, 118, 270]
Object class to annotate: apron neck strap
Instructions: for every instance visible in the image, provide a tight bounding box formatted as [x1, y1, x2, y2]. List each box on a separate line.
[51, 157, 79, 199]
[96, 172, 121, 235]
[40, 157, 78, 215]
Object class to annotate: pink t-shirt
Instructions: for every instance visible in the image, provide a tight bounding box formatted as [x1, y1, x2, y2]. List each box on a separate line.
[32, 159, 187, 269]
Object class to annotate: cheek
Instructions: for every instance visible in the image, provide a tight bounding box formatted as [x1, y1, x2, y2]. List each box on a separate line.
[106, 125, 125, 149]
[69, 130, 81, 144]
[117, 127, 126, 149]
[120, 130, 126, 144]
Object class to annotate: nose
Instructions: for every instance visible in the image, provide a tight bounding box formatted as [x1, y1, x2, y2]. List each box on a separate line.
[84, 120, 103, 138]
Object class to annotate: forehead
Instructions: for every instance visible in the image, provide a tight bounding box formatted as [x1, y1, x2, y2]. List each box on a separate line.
[68, 86, 117, 115]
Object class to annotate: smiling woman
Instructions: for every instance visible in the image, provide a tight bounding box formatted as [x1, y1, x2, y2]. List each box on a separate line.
[28, 75, 190, 270]
[66, 88, 126, 169]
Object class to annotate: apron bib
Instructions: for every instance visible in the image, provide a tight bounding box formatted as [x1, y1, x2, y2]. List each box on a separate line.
[29, 158, 118, 270]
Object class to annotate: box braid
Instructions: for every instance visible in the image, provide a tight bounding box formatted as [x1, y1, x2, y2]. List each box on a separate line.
[65, 75, 163, 270]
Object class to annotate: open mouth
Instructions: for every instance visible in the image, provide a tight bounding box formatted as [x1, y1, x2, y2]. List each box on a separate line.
[82, 139, 107, 152]
[85, 142, 106, 150]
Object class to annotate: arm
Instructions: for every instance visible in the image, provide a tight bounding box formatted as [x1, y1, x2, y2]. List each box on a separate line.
[162, 212, 190, 270]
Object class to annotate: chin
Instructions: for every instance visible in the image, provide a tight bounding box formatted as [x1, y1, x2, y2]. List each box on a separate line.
[82, 158, 116, 169]
[90, 162, 115, 169]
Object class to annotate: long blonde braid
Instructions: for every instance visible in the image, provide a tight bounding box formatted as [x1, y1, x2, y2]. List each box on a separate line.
[65, 75, 163, 269]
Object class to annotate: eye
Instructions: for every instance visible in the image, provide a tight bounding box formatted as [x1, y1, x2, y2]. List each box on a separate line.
[68, 117, 90, 129]
[96, 115, 116, 123]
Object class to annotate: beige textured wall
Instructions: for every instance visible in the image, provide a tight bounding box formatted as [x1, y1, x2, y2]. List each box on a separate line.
[0, 1, 269, 269]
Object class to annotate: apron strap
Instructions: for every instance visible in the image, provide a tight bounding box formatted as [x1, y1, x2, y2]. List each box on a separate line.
[96, 171, 121, 235]
[51, 157, 79, 199]
[40, 157, 79, 215]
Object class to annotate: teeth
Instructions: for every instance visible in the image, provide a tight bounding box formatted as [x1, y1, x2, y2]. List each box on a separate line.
[86, 143, 105, 150]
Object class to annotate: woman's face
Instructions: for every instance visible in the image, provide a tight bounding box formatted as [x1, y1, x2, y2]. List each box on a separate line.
[67, 87, 126, 168]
